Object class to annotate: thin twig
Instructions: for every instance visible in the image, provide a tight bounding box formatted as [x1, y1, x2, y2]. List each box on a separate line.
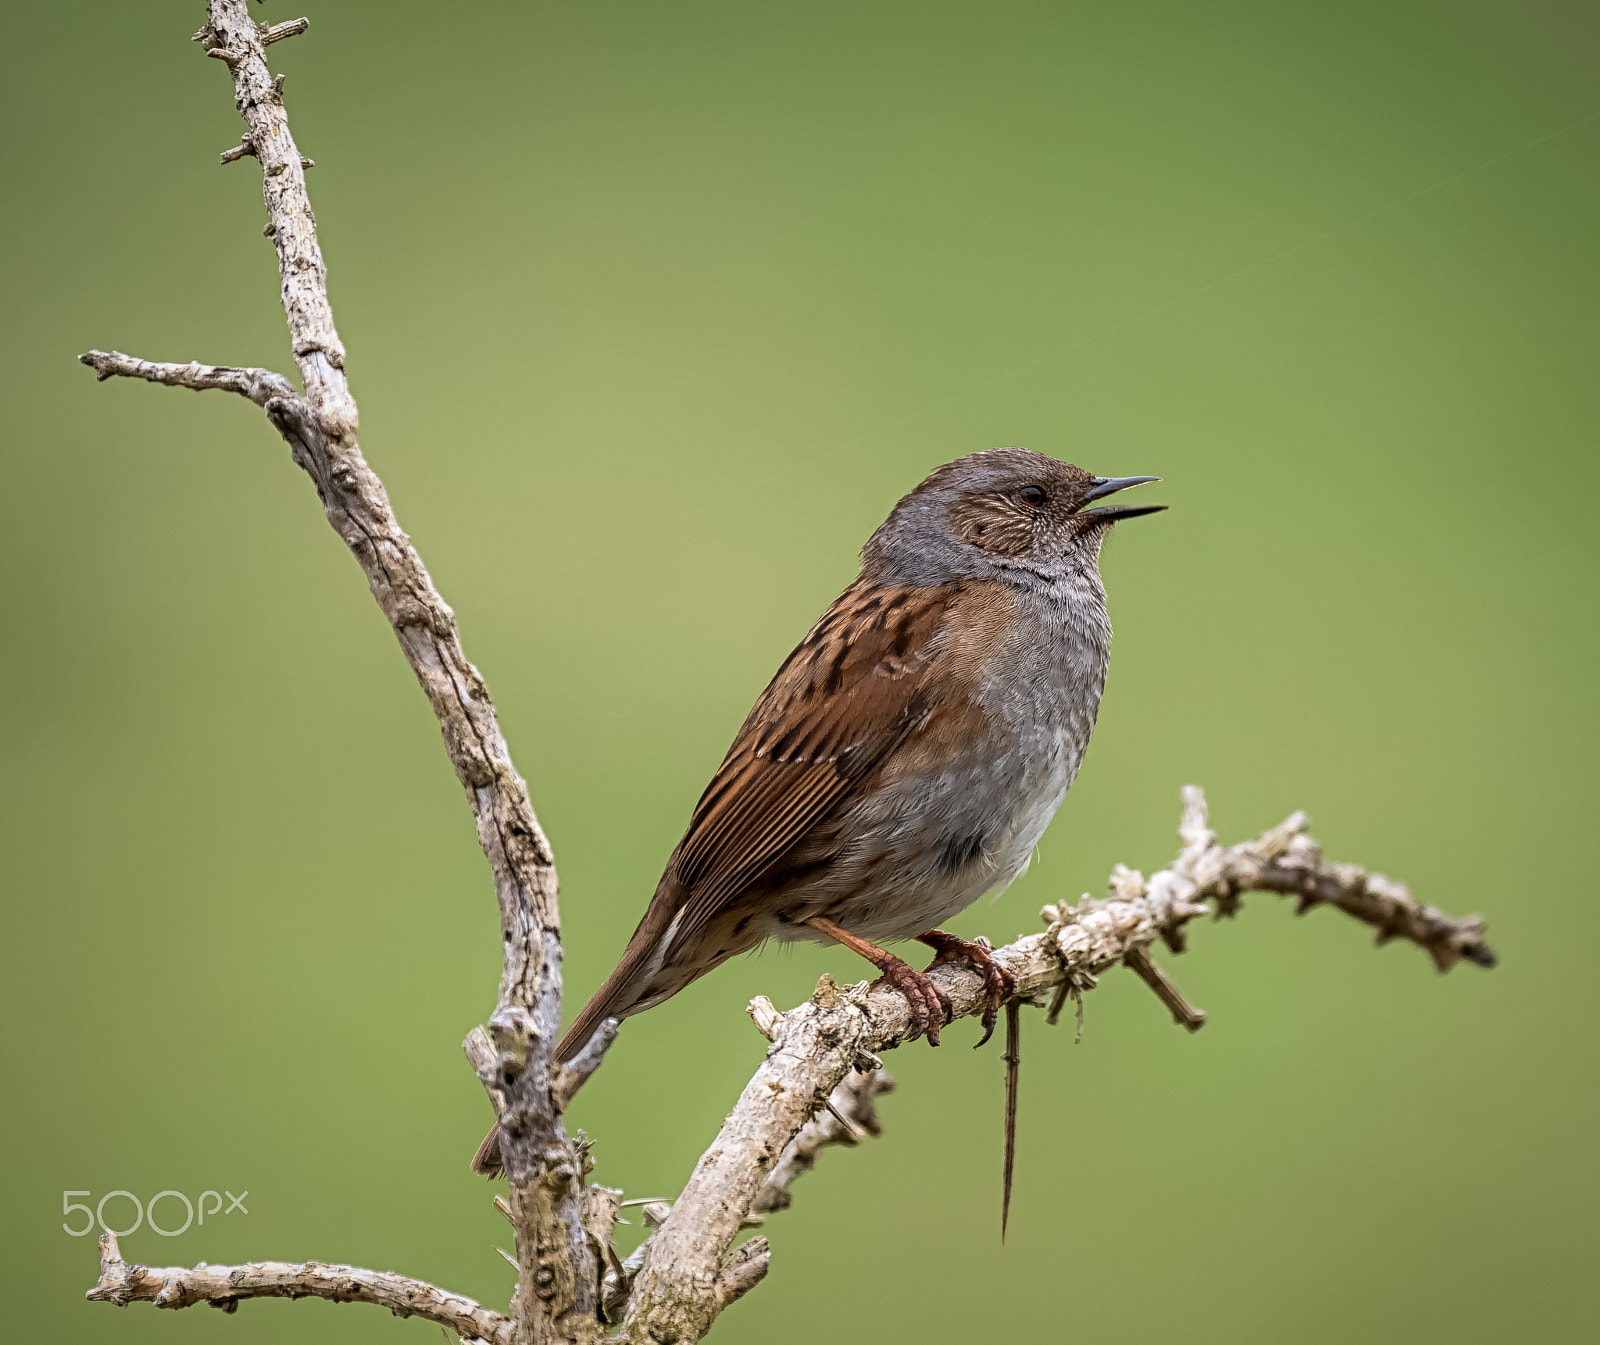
[1123, 944, 1207, 1032]
[85, 1233, 512, 1344]
[76, 351, 294, 406]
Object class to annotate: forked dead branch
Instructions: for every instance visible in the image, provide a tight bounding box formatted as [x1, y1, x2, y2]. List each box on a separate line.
[76, 5, 1495, 1342]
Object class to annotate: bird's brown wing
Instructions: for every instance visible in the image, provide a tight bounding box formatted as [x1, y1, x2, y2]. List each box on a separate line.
[668, 580, 954, 937]
[543, 580, 957, 1074]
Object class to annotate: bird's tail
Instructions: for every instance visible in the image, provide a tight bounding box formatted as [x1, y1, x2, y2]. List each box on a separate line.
[469, 1123, 508, 1178]
[468, 890, 683, 1177]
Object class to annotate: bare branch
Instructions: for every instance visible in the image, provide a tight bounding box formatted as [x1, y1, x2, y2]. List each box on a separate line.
[86, 1233, 512, 1344]
[618, 786, 1494, 1343]
[183, 0, 564, 1100]
[752, 1067, 895, 1215]
[596, 1067, 891, 1322]
[1258, 852, 1496, 970]
[77, 350, 294, 406]
[82, 4, 590, 1339]
[194, 2, 351, 429]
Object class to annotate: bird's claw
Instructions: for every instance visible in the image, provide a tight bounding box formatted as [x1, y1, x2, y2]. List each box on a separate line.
[919, 932, 1016, 1048]
[872, 958, 953, 1046]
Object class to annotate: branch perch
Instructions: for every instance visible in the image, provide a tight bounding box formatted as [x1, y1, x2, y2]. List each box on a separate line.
[752, 1066, 895, 1214]
[617, 786, 1494, 1343]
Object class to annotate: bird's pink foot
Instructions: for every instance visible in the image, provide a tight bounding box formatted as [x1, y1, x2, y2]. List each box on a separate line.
[870, 955, 954, 1046]
[805, 915, 954, 1045]
[916, 930, 1015, 1047]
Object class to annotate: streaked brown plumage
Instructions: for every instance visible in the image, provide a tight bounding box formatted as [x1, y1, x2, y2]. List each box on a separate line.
[472, 448, 1162, 1179]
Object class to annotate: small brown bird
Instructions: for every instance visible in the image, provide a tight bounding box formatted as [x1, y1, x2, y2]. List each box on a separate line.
[472, 447, 1162, 1177]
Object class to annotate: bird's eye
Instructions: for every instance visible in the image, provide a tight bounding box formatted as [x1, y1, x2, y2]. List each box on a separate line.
[1019, 485, 1046, 507]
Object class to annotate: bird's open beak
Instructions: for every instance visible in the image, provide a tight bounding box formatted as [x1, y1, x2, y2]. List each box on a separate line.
[1076, 475, 1165, 523]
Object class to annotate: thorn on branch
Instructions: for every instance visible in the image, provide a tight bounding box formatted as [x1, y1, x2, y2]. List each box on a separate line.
[637, 1200, 673, 1230]
[821, 1096, 865, 1142]
[1043, 967, 1089, 1041]
[1001, 1000, 1021, 1241]
[1044, 979, 1071, 1025]
[206, 47, 244, 67]
[220, 138, 256, 165]
[1124, 945, 1207, 1032]
[262, 17, 310, 45]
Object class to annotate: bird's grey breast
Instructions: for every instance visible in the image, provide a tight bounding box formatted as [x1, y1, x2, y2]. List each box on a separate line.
[963, 572, 1111, 881]
[784, 572, 1112, 945]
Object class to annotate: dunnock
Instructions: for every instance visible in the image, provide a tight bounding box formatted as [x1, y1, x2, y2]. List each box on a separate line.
[472, 447, 1162, 1176]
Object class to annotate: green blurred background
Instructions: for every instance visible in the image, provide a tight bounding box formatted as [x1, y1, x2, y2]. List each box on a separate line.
[3, 1, 1596, 1341]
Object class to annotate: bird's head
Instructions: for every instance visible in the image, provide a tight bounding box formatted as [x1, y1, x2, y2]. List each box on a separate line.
[864, 447, 1165, 586]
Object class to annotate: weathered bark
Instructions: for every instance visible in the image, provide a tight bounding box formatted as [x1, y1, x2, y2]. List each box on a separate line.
[86, 1232, 514, 1343]
[83, 3, 583, 1339]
